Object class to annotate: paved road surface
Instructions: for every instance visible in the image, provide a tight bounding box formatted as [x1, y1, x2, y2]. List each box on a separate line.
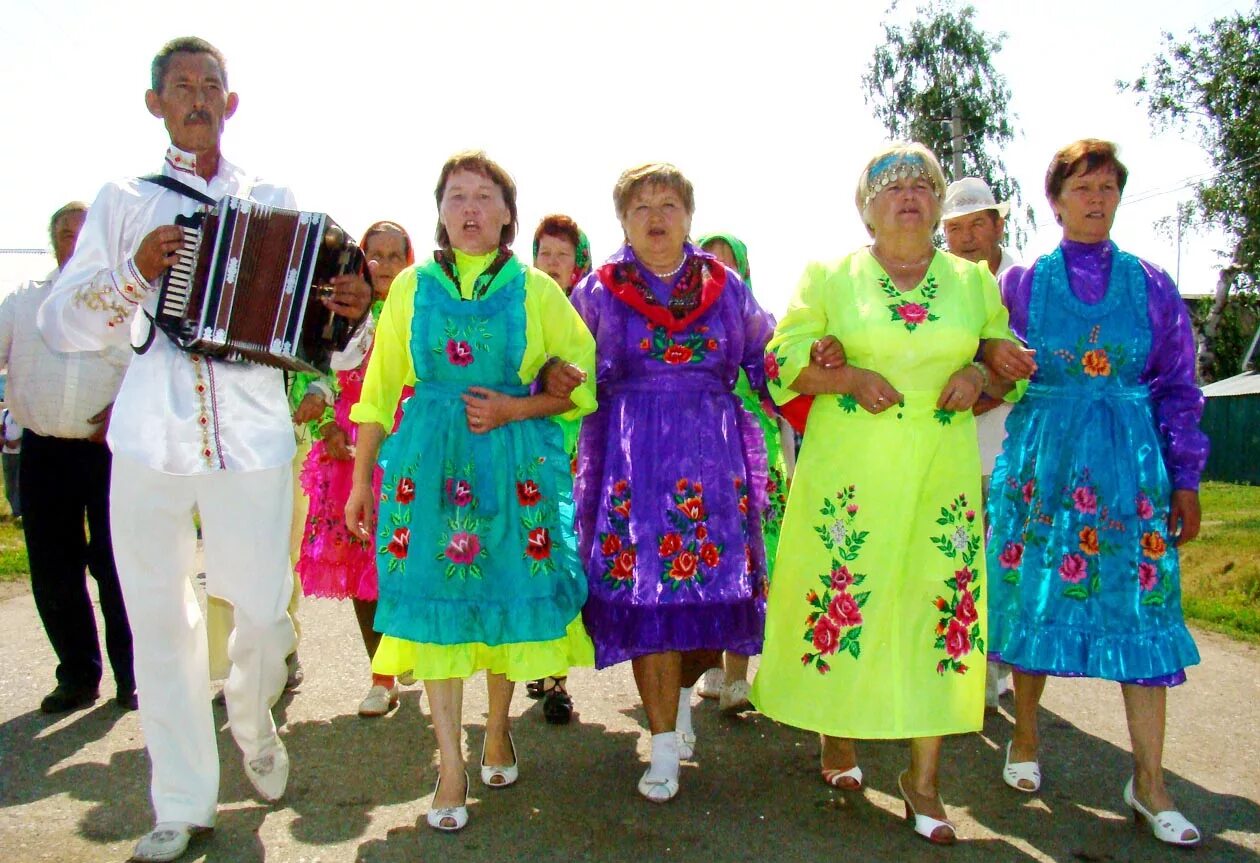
[1, 581, 1257, 862]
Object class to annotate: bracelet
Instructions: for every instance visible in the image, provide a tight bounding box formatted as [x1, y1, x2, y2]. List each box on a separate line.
[969, 361, 990, 389]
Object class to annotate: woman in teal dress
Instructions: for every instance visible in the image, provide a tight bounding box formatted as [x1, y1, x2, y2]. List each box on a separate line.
[345, 151, 596, 832]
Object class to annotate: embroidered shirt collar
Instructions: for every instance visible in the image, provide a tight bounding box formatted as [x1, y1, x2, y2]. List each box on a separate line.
[162, 145, 240, 190]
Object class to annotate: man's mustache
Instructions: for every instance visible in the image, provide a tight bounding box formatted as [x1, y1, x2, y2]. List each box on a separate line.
[183, 109, 213, 124]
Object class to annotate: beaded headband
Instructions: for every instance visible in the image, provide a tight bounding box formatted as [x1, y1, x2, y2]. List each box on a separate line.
[863, 153, 940, 210]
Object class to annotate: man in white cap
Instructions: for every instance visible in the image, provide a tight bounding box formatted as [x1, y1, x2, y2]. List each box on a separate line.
[942, 177, 1016, 711]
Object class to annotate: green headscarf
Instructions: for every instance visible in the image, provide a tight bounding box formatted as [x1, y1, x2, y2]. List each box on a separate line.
[697, 232, 751, 288]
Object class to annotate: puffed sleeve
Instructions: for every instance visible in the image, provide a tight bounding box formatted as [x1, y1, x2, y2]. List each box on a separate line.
[976, 263, 1029, 402]
[1139, 261, 1208, 491]
[998, 264, 1033, 345]
[764, 261, 829, 405]
[350, 268, 417, 429]
[522, 269, 597, 420]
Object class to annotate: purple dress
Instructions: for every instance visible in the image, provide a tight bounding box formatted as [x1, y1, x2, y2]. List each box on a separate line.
[572, 243, 774, 667]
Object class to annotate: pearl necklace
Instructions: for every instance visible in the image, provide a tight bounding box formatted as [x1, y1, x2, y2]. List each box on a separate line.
[871, 245, 933, 273]
[648, 256, 686, 281]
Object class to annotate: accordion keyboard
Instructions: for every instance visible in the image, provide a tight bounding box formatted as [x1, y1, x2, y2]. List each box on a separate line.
[159, 218, 203, 319]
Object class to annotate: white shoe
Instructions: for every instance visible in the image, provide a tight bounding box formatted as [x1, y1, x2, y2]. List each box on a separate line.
[129, 822, 212, 862]
[427, 771, 470, 832]
[1123, 777, 1201, 846]
[637, 768, 679, 803]
[697, 668, 722, 699]
[676, 729, 697, 761]
[1002, 741, 1042, 793]
[244, 739, 289, 802]
[358, 683, 399, 717]
[719, 679, 752, 713]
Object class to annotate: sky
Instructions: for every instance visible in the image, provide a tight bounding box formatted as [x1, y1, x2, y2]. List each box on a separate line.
[0, 0, 1250, 314]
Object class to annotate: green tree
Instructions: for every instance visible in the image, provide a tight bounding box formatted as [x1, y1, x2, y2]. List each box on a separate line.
[1125, 5, 1260, 296]
[862, 0, 1032, 248]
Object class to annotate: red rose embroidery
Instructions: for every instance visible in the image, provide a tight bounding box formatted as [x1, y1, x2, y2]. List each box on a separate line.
[998, 541, 1024, 570]
[395, 477, 415, 504]
[444, 531, 481, 564]
[445, 478, 473, 507]
[954, 590, 978, 625]
[614, 479, 630, 495]
[737, 494, 748, 515]
[601, 533, 622, 556]
[1136, 494, 1155, 521]
[705, 338, 718, 350]
[639, 338, 650, 350]
[944, 618, 972, 659]
[1021, 479, 1036, 504]
[669, 550, 699, 581]
[516, 480, 541, 507]
[662, 344, 693, 365]
[695, 525, 709, 541]
[812, 614, 841, 654]
[954, 566, 973, 590]
[896, 302, 928, 325]
[829, 565, 853, 590]
[1138, 561, 1159, 591]
[526, 527, 552, 560]
[827, 591, 862, 627]
[764, 353, 780, 381]
[1072, 485, 1098, 514]
[699, 542, 721, 567]
[386, 527, 410, 559]
[1058, 553, 1088, 583]
[613, 499, 631, 518]
[445, 339, 474, 366]
[611, 549, 637, 581]
[658, 533, 682, 556]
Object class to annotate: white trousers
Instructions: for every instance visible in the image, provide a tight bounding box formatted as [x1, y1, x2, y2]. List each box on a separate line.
[110, 455, 295, 826]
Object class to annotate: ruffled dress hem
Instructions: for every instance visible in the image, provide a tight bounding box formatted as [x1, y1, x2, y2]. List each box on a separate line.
[583, 596, 764, 668]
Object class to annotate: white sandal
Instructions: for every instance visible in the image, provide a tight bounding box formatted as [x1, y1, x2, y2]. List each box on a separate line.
[820, 764, 864, 791]
[1002, 741, 1041, 793]
[638, 768, 679, 803]
[129, 822, 212, 862]
[479, 732, 518, 788]
[1123, 777, 1201, 846]
[426, 771, 469, 832]
[676, 729, 697, 761]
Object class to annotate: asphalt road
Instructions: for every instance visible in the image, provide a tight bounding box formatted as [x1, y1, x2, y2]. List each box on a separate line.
[1, 580, 1257, 863]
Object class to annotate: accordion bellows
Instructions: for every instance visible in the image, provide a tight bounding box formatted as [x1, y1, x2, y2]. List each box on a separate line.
[156, 195, 364, 374]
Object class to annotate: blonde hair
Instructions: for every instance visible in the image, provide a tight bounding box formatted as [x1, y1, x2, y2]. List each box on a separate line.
[612, 162, 695, 220]
[855, 142, 946, 234]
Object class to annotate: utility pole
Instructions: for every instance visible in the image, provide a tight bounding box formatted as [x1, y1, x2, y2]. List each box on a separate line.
[1175, 205, 1183, 286]
[950, 102, 965, 180]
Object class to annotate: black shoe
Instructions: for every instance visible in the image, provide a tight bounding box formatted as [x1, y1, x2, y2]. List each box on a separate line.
[40, 684, 99, 714]
[525, 679, 546, 699]
[542, 679, 573, 725]
[115, 691, 139, 711]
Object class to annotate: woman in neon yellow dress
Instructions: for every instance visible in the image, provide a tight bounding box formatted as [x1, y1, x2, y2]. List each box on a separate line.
[345, 151, 596, 832]
[750, 143, 1030, 845]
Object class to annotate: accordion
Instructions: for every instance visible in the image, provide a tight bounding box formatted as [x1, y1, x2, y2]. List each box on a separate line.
[154, 195, 365, 374]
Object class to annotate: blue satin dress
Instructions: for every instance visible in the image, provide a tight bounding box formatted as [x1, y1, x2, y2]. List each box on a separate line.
[985, 246, 1200, 684]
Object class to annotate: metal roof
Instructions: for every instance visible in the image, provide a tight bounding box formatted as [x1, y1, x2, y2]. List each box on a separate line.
[1201, 371, 1260, 397]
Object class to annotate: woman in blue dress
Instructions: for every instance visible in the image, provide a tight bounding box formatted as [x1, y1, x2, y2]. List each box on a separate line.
[345, 151, 596, 832]
[986, 139, 1207, 846]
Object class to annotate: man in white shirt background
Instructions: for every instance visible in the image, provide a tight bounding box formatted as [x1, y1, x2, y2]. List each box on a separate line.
[0, 201, 134, 715]
[38, 37, 369, 863]
[941, 177, 1019, 712]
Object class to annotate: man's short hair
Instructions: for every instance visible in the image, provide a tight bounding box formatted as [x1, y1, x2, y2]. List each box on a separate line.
[151, 37, 228, 91]
[48, 201, 88, 245]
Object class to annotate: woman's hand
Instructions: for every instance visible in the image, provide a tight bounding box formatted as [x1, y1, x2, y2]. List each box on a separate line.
[936, 364, 985, 412]
[540, 359, 586, 400]
[844, 366, 903, 415]
[292, 392, 326, 424]
[345, 480, 376, 541]
[1169, 489, 1201, 546]
[983, 339, 1037, 381]
[462, 386, 520, 433]
[810, 335, 847, 369]
[320, 423, 352, 460]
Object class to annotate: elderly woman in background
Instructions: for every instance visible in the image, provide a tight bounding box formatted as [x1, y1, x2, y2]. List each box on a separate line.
[564, 164, 774, 802]
[986, 139, 1206, 847]
[693, 232, 790, 714]
[345, 151, 596, 832]
[525, 213, 594, 725]
[749, 142, 1032, 845]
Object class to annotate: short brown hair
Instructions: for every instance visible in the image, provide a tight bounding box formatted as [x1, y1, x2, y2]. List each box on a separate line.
[361, 221, 414, 265]
[533, 214, 582, 252]
[433, 150, 518, 248]
[48, 201, 88, 244]
[151, 37, 227, 91]
[612, 163, 695, 220]
[1045, 139, 1128, 201]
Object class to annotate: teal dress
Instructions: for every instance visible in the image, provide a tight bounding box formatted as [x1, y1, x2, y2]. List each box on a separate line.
[369, 256, 593, 680]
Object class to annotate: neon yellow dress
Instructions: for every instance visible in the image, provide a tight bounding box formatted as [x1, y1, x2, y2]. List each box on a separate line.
[351, 249, 597, 681]
[750, 249, 1020, 738]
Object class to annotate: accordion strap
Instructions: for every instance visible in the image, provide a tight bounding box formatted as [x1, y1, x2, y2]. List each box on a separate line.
[139, 173, 218, 206]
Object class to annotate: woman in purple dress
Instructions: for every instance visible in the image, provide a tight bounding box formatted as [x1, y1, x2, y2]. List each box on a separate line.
[569, 163, 774, 803]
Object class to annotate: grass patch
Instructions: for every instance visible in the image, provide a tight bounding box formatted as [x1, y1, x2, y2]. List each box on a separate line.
[0, 493, 26, 582]
[1180, 481, 1260, 642]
